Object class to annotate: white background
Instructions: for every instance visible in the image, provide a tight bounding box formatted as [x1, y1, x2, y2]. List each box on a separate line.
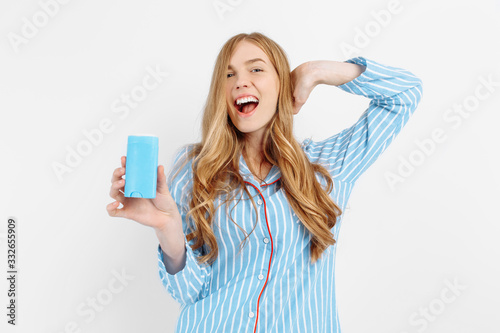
[1, 0, 499, 332]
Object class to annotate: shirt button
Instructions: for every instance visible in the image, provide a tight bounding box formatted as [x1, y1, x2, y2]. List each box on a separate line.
[249, 311, 255, 318]
[263, 238, 269, 244]
[258, 274, 264, 280]
[257, 199, 263, 205]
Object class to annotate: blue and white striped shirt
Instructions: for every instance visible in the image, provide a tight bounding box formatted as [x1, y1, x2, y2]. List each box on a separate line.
[157, 56, 423, 333]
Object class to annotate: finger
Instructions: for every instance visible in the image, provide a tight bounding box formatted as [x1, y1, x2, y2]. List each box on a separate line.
[121, 156, 126, 168]
[293, 106, 300, 115]
[109, 177, 124, 195]
[111, 167, 125, 183]
[156, 165, 170, 194]
[106, 201, 126, 218]
[293, 100, 304, 115]
[109, 179, 126, 202]
[156, 166, 177, 205]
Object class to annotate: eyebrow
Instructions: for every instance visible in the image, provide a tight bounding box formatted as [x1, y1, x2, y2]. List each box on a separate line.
[227, 58, 266, 70]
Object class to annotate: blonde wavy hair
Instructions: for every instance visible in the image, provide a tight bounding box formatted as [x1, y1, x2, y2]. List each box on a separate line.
[171, 32, 342, 266]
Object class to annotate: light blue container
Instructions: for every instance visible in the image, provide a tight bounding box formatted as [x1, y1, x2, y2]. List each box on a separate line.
[124, 135, 158, 199]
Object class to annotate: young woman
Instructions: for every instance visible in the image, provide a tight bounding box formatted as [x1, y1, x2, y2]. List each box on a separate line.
[107, 32, 423, 332]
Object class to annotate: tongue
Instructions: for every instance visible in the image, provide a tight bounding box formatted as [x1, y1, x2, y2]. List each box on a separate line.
[242, 102, 258, 114]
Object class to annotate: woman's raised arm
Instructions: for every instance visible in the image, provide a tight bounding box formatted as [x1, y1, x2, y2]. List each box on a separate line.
[297, 56, 423, 184]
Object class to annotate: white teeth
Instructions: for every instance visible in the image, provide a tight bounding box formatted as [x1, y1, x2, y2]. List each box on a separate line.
[236, 96, 259, 105]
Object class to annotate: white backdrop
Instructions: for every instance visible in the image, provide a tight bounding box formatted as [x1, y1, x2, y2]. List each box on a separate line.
[1, 0, 499, 332]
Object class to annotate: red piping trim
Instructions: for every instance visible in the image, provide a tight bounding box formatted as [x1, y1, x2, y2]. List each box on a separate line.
[244, 181, 274, 333]
[260, 177, 281, 187]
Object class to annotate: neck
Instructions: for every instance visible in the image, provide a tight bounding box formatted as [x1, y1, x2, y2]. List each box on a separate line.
[243, 147, 264, 166]
[242, 147, 272, 183]
[243, 132, 265, 164]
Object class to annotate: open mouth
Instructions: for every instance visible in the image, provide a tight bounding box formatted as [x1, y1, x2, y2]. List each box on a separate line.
[234, 96, 259, 114]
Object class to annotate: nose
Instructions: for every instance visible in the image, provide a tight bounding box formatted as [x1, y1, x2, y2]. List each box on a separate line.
[235, 73, 251, 89]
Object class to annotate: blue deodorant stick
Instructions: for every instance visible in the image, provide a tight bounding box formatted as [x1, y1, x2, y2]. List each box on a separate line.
[124, 135, 159, 199]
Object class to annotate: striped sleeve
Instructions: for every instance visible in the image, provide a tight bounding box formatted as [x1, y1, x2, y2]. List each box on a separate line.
[303, 56, 423, 184]
[157, 145, 213, 306]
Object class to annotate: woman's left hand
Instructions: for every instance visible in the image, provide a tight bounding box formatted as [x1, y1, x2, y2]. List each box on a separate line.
[290, 61, 319, 115]
[290, 60, 366, 114]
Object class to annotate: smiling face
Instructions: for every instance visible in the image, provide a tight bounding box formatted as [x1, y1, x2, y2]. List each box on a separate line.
[226, 40, 280, 143]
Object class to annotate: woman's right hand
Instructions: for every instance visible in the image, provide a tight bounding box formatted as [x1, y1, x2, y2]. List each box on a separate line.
[106, 156, 182, 232]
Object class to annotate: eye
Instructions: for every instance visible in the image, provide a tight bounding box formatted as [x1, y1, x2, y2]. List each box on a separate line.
[227, 73, 234, 78]
[252, 68, 263, 73]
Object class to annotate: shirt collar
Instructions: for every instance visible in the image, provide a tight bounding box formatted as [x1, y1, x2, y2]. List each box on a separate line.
[239, 153, 281, 187]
